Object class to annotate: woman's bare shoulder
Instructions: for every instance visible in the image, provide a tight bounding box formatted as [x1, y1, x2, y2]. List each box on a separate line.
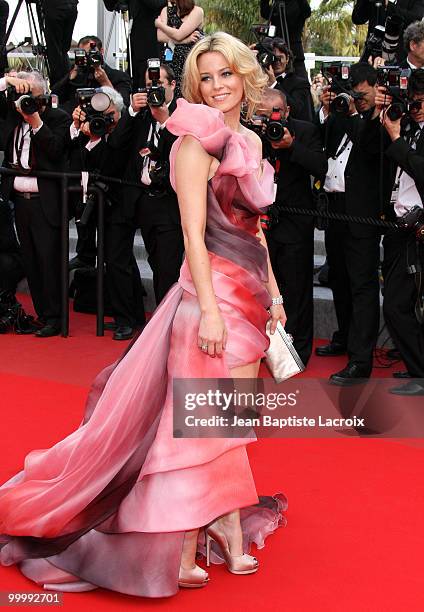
[240, 125, 263, 158]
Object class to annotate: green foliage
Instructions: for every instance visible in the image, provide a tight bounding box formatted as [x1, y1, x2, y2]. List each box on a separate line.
[198, 0, 367, 57]
[198, 0, 261, 43]
[304, 1, 367, 56]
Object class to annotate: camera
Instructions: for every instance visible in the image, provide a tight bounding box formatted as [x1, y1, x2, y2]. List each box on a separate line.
[376, 66, 411, 120]
[144, 142, 171, 196]
[7, 86, 56, 115]
[364, 15, 402, 63]
[76, 88, 114, 136]
[397, 205, 424, 242]
[253, 37, 277, 70]
[137, 58, 166, 107]
[248, 108, 292, 143]
[74, 42, 103, 73]
[321, 62, 357, 114]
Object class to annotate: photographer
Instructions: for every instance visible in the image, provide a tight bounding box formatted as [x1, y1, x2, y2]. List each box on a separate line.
[260, 0, 311, 79]
[264, 38, 314, 122]
[256, 87, 327, 364]
[353, 0, 424, 63]
[0, 70, 71, 337]
[369, 69, 424, 393]
[402, 20, 424, 69]
[316, 63, 383, 385]
[52, 35, 132, 116]
[69, 87, 146, 340]
[108, 61, 184, 308]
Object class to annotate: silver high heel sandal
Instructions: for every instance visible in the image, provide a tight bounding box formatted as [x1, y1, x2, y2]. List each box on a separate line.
[205, 525, 259, 575]
[178, 564, 209, 588]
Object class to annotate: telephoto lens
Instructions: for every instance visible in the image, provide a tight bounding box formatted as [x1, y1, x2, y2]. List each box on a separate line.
[329, 93, 351, 114]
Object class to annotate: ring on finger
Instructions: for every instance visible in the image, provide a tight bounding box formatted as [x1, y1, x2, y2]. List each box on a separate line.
[201, 343, 208, 351]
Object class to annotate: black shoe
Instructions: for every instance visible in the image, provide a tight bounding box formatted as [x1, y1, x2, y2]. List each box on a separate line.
[389, 381, 424, 396]
[68, 256, 95, 271]
[104, 321, 118, 331]
[113, 325, 135, 341]
[392, 371, 411, 379]
[329, 364, 370, 386]
[35, 324, 60, 338]
[315, 342, 347, 357]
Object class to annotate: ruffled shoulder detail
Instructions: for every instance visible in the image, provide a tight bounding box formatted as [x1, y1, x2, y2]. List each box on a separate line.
[167, 99, 275, 210]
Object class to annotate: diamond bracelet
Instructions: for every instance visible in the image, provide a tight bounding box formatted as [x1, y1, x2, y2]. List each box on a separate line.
[271, 295, 284, 306]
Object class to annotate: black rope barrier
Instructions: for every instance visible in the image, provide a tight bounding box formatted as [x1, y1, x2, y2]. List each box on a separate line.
[0, 166, 404, 339]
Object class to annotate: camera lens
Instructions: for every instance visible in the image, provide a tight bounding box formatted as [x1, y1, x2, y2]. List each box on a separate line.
[19, 96, 38, 115]
[330, 93, 351, 114]
[386, 102, 405, 121]
[89, 116, 107, 136]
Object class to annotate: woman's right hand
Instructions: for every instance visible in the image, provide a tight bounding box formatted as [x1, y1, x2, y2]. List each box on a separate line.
[198, 309, 227, 358]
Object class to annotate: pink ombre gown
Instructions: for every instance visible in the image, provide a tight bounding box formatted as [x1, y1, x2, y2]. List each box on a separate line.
[0, 99, 287, 598]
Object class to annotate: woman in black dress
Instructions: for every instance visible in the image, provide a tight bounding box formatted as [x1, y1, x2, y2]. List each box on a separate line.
[156, 0, 204, 98]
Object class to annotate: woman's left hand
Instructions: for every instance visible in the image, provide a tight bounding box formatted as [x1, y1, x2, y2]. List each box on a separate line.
[268, 304, 287, 334]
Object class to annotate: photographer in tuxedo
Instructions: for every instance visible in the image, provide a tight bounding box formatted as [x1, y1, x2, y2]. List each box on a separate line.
[41, 0, 79, 85]
[316, 63, 383, 384]
[260, 0, 311, 79]
[366, 69, 424, 394]
[70, 87, 146, 341]
[352, 0, 424, 63]
[52, 35, 132, 117]
[256, 87, 327, 365]
[108, 62, 183, 311]
[264, 38, 314, 122]
[0, 71, 71, 337]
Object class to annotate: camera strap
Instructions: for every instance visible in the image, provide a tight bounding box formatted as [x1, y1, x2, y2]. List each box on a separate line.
[14, 124, 32, 171]
[331, 135, 351, 160]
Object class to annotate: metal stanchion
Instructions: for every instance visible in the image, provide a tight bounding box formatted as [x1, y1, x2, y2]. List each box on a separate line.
[60, 175, 70, 337]
[94, 187, 105, 337]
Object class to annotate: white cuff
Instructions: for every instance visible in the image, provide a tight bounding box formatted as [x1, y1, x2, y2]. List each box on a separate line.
[128, 105, 139, 117]
[70, 124, 80, 139]
[319, 107, 328, 124]
[32, 121, 43, 134]
[0, 77, 7, 92]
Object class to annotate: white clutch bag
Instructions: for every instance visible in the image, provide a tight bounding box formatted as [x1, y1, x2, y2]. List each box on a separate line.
[265, 320, 305, 383]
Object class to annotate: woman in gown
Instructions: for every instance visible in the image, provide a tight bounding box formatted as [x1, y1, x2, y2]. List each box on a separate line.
[0, 32, 288, 598]
[156, 0, 204, 99]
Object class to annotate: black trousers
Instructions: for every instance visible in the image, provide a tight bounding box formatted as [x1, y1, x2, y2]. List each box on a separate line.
[267, 234, 314, 365]
[135, 192, 185, 305]
[43, 5, 78, 85]
[382, 230, 424, 378]
[14, 195, 61, 325]
[104, 218, 146, 328]
[325, 222, 381, 372]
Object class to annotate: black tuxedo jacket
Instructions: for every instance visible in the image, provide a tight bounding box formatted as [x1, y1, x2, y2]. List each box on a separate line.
[352, 0, 424, 61]
[320, 111, 384, 237]
[268, 117, 327, 244]
[362, 113, 424, 213]
[274, 72, 314, 122]
[107, 97, 178, 219]
[0, 99, 71, 227]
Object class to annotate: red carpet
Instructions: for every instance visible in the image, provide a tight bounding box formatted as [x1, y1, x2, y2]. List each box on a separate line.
[0, 295, 423, 611]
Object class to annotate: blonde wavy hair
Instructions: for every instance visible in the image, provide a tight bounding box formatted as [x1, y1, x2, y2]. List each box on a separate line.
[182, 31, 268, 120]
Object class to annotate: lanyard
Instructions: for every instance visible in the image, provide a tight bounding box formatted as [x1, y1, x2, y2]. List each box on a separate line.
[14, 123, 32, 170]
[331, 134, 351, 160]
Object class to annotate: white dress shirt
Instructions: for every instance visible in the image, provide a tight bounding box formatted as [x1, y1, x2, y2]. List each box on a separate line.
[0, 77, 43, 193]
[394, 121, 424, 217]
